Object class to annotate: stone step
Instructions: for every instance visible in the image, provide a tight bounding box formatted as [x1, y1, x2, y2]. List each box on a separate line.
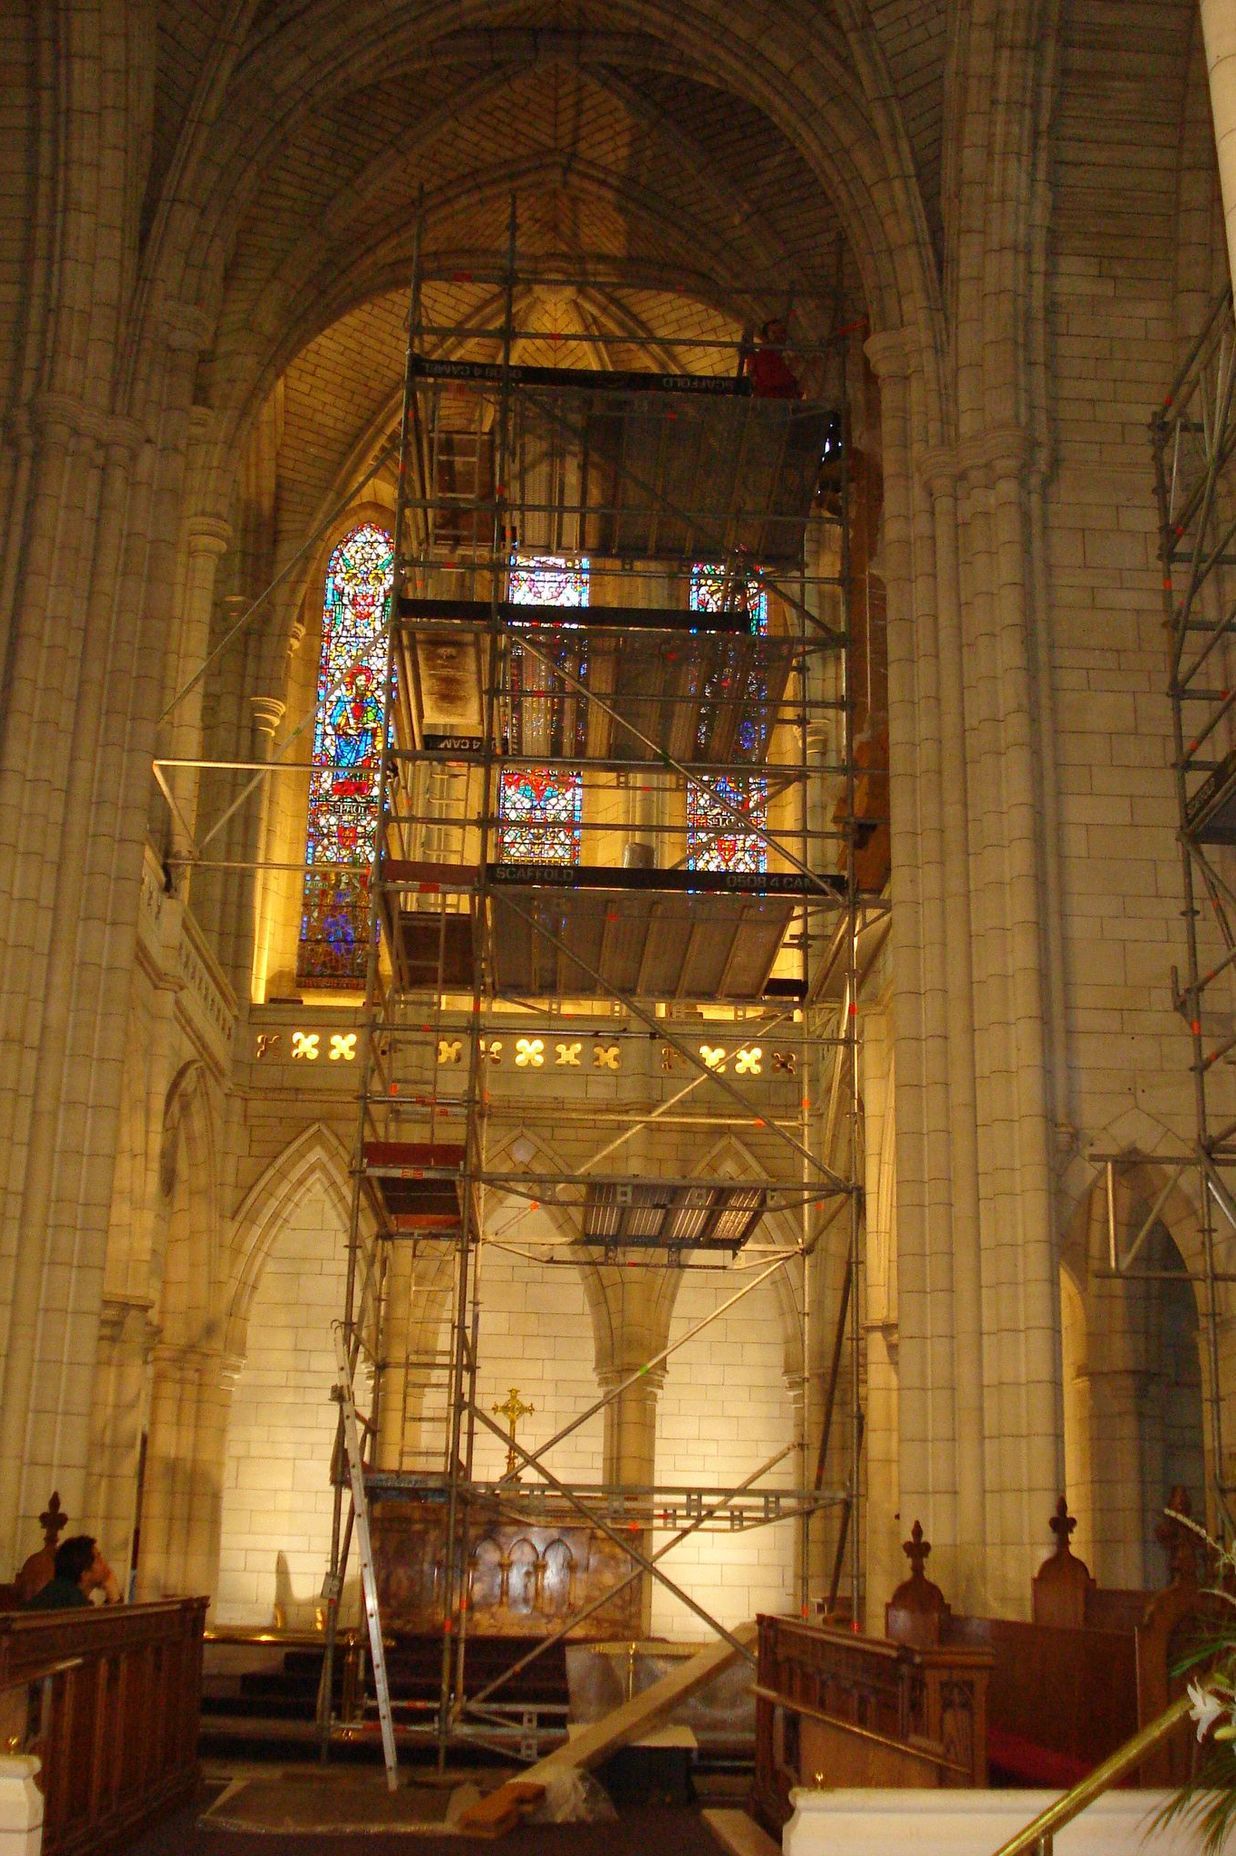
[702, 1805, 781, 1856]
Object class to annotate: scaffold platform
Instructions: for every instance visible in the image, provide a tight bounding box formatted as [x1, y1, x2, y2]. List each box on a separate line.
[361, 1473, 844, 1533]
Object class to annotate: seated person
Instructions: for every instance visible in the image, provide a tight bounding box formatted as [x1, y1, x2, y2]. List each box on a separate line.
[25, 1535, 121, 1609]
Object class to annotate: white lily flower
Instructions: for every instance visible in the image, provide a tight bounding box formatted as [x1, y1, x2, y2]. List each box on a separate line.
[1188, 1678, 1228, 1742]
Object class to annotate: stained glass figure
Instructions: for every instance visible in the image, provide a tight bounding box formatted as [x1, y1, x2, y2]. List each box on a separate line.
[498, 766, 583, 863]
[297, 522, 394, 987]
[500, 555, 587, 862]
[687, 774, 769, 874]
[690, 561, 768, 634]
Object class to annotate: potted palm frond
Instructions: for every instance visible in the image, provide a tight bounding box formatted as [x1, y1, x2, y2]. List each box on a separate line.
[1155, 1507, 1236, 1852]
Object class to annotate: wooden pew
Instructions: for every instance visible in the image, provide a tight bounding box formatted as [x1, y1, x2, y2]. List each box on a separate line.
[0, 1598, 207, 1856]
[752, 1605, 992, 1829]
[967, 1493, 1210, 1787]
[753, 1496, 1211, 1830]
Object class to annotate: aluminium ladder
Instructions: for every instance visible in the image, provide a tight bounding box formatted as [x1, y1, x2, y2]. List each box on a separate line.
[332, 1324, 400, 1791]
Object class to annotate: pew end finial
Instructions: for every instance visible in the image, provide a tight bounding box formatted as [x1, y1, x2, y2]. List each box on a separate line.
[1032, 1496, 1096, 1629]
[885, 1519, 950, 1648]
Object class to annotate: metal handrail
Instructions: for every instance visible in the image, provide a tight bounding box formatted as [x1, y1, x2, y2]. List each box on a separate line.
[990, 1691, 1193, 1855]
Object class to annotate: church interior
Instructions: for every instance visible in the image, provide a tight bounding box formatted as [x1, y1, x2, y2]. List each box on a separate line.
[5, 0, 1236, 1846]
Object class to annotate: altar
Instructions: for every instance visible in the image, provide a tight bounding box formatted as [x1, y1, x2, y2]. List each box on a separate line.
[371, 1501, 643, 1638]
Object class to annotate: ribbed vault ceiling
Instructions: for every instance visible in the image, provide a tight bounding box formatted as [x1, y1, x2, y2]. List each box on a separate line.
[153, 1, 949, 554]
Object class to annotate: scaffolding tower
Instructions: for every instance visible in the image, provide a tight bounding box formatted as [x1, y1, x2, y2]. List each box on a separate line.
[312, 242, 886, 1761]
[1152, 287, 1236, 1531]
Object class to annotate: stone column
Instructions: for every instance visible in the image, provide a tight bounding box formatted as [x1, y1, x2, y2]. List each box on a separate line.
[1212, 1310, 1236, 1494]
[85, 1295, 159, 1588]
[859, 1002, 901, 1620]
[247, 693, 289, 1001]
[0, 398, 144, 1571]
[1201, 0, 1236, 305]
[915, 440, 986, 1599]
[598, 1364, 664, 1491]
[864, 330, 972, 1596]
[958, 431, 1061, 1611]
[1079, 1363, 1147, 1588]
[598, 1363, 665, 1634]
[781, 1367, 816, 1617]
[376, 1245, 414, 1470]
[164, 512, 233, 868]
[865, 329, 1062, 1615]
[135, 1342, 242, 1602]
[0, 286, 206, 1570]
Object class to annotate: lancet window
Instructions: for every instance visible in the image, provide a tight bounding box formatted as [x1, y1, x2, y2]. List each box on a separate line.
[687, 562, 768, 872]
[497, 767, 584, 863]
[296, 522, 394, 987]
[689, 561, 768, 633]
[686, 775, 769, 875]
[499, 555, 587, 863]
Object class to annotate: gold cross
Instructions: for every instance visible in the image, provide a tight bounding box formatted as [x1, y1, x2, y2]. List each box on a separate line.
[492, 1385, 535, 1479]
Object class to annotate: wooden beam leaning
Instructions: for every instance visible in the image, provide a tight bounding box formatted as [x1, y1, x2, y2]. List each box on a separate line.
[455, 1624, 758, 1838]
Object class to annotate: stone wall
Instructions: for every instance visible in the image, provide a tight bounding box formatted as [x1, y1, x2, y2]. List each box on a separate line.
[216, 1175, 347, 1626]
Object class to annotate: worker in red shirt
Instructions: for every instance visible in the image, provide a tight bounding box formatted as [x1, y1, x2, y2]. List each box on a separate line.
[742, 319, 803, 399]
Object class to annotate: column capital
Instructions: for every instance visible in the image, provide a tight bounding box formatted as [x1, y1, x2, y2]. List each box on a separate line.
[249, 694, 286, 737]
[187, 404, 216, 447]
[185, 513, 233, 558]
[15, 391, 145, 458]
[218, 1351, 246, 1395]
[597, 1363, 667, 1397]
[150, 1339, 222, 1382]
[97, 1294, 158, 1353]
[916, 444, 960, 497]
[955, 422, 1045, 490]
[161, 299, 213, 353]
[864, 327, 918, 381]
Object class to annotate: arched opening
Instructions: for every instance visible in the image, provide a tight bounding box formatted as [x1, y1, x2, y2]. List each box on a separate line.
[215, 1132, 354, 1625]
[297, 521, 395, 991]
[1060, 1171, 1207, 1588]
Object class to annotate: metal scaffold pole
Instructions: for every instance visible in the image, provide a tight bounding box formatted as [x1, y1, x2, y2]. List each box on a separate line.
[1151, 287, 1236, 1537]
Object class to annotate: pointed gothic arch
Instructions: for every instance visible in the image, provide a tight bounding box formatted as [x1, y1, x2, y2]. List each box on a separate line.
[227, 1122, 354, 1353]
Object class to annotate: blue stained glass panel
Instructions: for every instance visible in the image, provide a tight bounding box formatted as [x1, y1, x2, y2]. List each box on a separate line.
[687, 774, 768, 875]
[691, 560, 771, 765]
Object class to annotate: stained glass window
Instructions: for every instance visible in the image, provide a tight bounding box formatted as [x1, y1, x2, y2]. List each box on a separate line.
[687, 774, 768, 874]
[690, 562, 768, 634]
[688, 564, 769, 869]
[508, 554, 590, 610]
[498, 766, 584, 863]
[297, 523, 394, 988]
[499, 555, 586, 862]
